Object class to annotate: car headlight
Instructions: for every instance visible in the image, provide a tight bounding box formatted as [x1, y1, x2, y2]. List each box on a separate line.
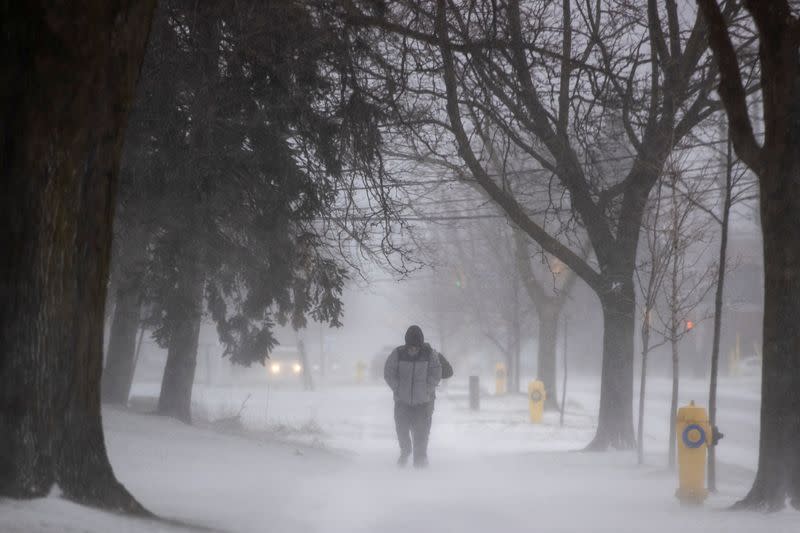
[270, 362, 281, 375]
[292, 363, 302, 374]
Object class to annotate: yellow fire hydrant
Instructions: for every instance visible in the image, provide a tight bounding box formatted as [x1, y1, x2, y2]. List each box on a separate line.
[528, 380, 546, 423]
[495, 363, 507, 395]
[676, 401, 711, 504]
[355, 360, 366, 384]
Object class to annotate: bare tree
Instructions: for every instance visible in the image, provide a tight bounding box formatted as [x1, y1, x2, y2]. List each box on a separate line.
[706, 130, 733, 490]
[704, 122, 756, 490]
[680, 118, 756, 489]
[656, 165, 716, 469]
[343, 0, 747, 449]
[635, 158, 716, 467]
[698, 0, 800, 510]
[635, 181, 672, 465]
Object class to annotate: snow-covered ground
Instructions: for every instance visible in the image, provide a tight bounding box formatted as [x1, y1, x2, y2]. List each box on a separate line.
[2, 375, 796, 532]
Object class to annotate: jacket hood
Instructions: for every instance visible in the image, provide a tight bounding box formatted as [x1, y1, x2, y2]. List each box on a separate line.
[404, 325, 424, 347]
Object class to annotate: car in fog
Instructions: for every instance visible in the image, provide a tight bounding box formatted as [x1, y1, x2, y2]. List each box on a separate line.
[266, 346, 306, 385]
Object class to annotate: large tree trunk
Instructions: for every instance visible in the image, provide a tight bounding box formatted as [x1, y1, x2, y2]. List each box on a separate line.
[734, 164, 800, 510]
[537, 304, 560, 410]
[0, 1, 154, 512]
[586, 291, 636, 450]
[157, 262, 204, 424]
[102, 233, 148, 405]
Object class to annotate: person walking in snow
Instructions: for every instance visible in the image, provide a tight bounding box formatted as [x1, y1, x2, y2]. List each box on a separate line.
[384, 325, 442, 468]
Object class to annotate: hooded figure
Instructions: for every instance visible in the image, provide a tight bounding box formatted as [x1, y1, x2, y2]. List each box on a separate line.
[384, 325, 442, 467]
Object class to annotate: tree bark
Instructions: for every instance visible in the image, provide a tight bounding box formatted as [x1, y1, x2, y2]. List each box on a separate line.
[102, 232, 148, 405]
[157, 262, 204, 424]
[586, 291, 637, 450]
[0, 1, 154, 513]
[537, 305, 560, 410]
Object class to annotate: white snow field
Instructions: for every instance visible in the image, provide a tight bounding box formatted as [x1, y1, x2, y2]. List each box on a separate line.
[1, 376, 797, 533]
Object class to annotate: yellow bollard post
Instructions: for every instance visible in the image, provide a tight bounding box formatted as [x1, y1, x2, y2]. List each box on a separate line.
[355, 360, 366, 384]
[495, 363, 507, 395]
[675, 401, 711, 505]
[528, 380, 546, 423]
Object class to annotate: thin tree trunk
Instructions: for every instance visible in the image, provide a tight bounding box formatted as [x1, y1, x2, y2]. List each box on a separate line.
[538, 305, 560, 410]
[133, 326, 146, 381]
[586, 291, 637, 450]
[157, 262, 204, 424]
[0, 1, 154, 513]
[512, 336, 521, 395]
[298, 340, 314, 391]
[510, 266, 522, 394]
[668, 176, 680, 470]
[708, 131, 733, 492]
[512, 318, 522, 394]
[668, 335, 680, 469]
[560, 314, 568, 427]
[637, 320, 651, 465]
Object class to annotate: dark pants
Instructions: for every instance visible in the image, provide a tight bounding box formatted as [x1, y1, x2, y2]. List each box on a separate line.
[394, 401, 434, 461]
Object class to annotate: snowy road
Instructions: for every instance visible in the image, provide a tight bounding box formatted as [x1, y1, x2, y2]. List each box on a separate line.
[2, 376, 796, 533]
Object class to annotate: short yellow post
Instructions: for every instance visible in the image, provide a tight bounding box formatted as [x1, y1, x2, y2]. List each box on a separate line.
[495, 363, 507, 395]
[676, 401, 711, 505]
[528, 380, 546, 423]
[355, 360, 366, 384]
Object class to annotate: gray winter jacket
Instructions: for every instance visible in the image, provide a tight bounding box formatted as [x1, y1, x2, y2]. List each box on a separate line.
[384, 343, 442, 405]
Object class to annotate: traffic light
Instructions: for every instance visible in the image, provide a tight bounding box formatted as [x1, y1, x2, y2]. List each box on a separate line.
[686, 320, 694, 331]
